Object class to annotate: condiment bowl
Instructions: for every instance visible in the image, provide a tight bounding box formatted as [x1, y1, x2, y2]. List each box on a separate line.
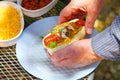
[17, 0, 58, 17]
[0, 1, 24, 47]
[3, 0, 17, 2]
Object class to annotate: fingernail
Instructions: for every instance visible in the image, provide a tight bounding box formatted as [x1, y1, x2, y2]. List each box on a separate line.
[87, 28, 93, 34]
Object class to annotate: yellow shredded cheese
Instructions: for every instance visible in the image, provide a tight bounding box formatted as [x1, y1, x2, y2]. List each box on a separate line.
[63, 38, 71, 44]
[0, 5, 21, 40]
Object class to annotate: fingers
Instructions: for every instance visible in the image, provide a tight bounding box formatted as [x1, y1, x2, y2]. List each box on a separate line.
[51, 56, 77, 68]
[47, 52, 51, 59]
[59, 9, 97, 34]
[58, 5, 72, 24]
[50, 48, 70, 62]
[58, 3, 86, 24]
[58, 15, 70, 24]
[48, 48, 74, 68]
[48, 50, 70, 68]
[85, 11, 98, 34]
[58, 10, 86, 24]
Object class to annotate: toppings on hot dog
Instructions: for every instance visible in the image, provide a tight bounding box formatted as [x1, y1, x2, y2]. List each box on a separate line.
[43, 19, 86, 55]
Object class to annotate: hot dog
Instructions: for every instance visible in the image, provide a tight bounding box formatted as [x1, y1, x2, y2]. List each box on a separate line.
[43, 19, 86, 55]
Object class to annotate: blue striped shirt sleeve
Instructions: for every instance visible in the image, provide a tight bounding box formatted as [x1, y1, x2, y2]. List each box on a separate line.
[92, 15, 120, 60]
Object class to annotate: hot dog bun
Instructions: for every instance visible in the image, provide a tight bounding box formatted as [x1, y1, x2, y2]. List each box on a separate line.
[43, 19, 86, 55]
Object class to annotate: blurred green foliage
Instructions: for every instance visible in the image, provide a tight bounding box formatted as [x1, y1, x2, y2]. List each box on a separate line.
[95, 0, 120, 32]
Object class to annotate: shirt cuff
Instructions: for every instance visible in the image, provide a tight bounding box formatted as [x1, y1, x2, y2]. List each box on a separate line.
[92, 27, 120, 60]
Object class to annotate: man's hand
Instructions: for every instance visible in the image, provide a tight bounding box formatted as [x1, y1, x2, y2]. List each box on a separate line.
[58, 0, 106, 34]
[48, 39, 103, 68]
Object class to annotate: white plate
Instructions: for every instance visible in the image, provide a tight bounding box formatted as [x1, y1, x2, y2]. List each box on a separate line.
[16, 16, 100, 80]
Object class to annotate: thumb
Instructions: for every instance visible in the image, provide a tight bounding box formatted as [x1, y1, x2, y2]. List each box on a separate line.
[85, 13, 97, 34]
